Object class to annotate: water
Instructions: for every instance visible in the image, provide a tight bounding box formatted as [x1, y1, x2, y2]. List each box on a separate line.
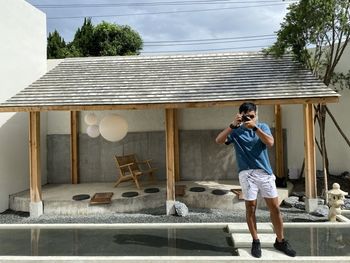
[1, 225, 350, 257]
[284, 226, 350, 256]
[0, 227, 235, 256]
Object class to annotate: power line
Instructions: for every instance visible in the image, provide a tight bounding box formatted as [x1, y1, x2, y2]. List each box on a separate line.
[144, 36, 275, 46]
[35, 0, 296, 8]
[141, 45, 267, 53]
[143, 34, 275, 44]
[47, 3, 294, 19]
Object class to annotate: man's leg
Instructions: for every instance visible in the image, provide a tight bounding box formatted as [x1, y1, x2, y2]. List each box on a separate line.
[245, 199, 261, 258]
[264, 197, 283, 241]
[245, 200, 258, 240]
[265, 197, 296, 257]
[239, 170, 261, 258]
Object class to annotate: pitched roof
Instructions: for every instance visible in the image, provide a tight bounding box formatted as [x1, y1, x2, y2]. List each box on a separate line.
[0, 52, 339, 112]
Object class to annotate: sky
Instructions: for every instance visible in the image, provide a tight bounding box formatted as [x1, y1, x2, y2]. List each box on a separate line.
[26, 0, 296, 55]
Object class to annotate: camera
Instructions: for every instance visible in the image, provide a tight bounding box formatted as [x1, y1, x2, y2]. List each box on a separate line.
[242, 115, 251, 122]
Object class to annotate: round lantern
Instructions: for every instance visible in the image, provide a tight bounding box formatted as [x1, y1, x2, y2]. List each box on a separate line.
[99, 114, 128, 142]
[84, 113, 98, 126]
[86, 125, 100, 138]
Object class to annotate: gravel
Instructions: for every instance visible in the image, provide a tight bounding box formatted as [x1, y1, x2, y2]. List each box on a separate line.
[0, 206, 328, 224]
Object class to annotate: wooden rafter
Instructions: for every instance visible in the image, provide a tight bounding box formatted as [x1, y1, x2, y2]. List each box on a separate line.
[0, 97, 339, 113]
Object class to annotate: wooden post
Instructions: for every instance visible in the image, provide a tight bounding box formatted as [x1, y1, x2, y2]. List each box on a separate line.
[165, 109, 177, 215]
[29, 112, 43, 216]
[70, 111, 79, 184]
[274, 104, 284, 178]
[174, 109, 180, 182]
[303, 104, 317, 211]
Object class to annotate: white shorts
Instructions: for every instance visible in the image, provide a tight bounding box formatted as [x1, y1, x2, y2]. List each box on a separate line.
[238, 169, 278, 201]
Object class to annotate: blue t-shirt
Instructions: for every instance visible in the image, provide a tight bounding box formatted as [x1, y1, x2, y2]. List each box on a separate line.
[226, 122, 273, 175]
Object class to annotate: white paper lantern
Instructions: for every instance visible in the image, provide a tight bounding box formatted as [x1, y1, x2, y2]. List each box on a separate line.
[99, 114, 128, 142]
[86, 125, 100, 138]
[84, 113, 98, 126]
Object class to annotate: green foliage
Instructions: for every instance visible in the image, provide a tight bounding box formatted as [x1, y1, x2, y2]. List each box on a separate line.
[266, 0, 350, 87]
[47, 30, 68, 59]
[47, 18, 143, 58]
[71, 18, 95, 57]
[91, 22, 143, 56]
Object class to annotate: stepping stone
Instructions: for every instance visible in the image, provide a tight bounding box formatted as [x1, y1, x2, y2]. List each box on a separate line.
[90, 192, 113, 205]
[189, 187, 206, 192]
[211, 189, 228, 195]
[238, 248, 291, 258]
[144, 187, 160, 193]
[231, 233, 276, 248]
[121, 191, 139, 198]
[72, 194, 90, 201]
[227, 223, 273, 233]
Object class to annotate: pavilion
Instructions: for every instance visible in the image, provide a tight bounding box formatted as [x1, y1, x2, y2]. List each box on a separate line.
[0, 52, 339, 216]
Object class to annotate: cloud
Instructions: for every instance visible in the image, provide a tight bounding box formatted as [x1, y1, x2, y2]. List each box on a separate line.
[27, 0, 292, 53]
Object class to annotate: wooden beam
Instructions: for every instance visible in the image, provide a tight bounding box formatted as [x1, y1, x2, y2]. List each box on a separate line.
[0, 96, 339, 113]
[70, 111, 79, 184]
[29, 112, 42, 203]
[274, 105, 284, 178]
[303, 104, 317, 199]
[165, 109, 177, 214]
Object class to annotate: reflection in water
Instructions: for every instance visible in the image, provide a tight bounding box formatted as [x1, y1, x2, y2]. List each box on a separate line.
[284, 227, 350, 256]
[0, 228, 234, 256]
[1, 226, 349, 257]
[113, 233, 231, 253]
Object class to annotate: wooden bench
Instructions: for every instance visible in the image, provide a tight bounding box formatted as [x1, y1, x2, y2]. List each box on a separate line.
[114, 154, 157, 189]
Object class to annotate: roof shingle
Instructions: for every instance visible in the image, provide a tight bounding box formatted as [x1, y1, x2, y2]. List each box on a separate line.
[0, 52, 339, 111]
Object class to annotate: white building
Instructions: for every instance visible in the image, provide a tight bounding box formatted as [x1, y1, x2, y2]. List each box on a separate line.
[0, 0, 47, 212]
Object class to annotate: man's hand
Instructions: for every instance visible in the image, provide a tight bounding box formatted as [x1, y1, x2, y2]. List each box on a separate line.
[243, 116, 256, 129]
[230, 113, 243, 127]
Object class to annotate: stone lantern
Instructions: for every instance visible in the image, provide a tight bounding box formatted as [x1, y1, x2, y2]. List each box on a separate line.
[328, 183, 348, 222]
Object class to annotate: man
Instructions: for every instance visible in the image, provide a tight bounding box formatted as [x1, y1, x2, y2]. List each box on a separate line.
[215, 102, 296, 258]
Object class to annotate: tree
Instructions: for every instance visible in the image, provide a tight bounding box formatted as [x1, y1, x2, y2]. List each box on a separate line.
[47, 19, 143, 58]
[91, 22, 143, 56]
[47, 30, 69, 59]
[70, 18, 94, 57]
[267, 0, 350, 199]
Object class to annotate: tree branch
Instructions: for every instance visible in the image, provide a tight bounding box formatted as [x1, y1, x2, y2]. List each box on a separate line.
[325, 105, 350, 148]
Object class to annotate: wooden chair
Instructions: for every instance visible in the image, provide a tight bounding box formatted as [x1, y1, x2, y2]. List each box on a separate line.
[114, 154, 157, 189]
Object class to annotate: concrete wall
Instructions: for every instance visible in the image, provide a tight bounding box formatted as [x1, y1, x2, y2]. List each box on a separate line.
[0, 0, 47, 212]
[47, 129, 284, 183]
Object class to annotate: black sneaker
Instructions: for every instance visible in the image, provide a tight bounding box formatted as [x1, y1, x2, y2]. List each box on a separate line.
[251, 239, 261, 258]
[274, 238, 296, 257]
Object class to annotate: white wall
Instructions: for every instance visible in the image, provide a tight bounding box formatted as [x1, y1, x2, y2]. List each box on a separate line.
[0, 0, 46, 212]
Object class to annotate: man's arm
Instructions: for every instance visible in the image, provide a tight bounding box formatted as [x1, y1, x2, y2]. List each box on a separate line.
[254, 126, 274, 147]
[244, 120, 274, 147]
[215, 126, 233, 144]
[215, 113, 241, 144]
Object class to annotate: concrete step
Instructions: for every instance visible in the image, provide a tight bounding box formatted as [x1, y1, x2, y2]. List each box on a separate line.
[227, 223, 273, 233]
[238, 247, 291, 258]
[231, 233, 276, 248]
